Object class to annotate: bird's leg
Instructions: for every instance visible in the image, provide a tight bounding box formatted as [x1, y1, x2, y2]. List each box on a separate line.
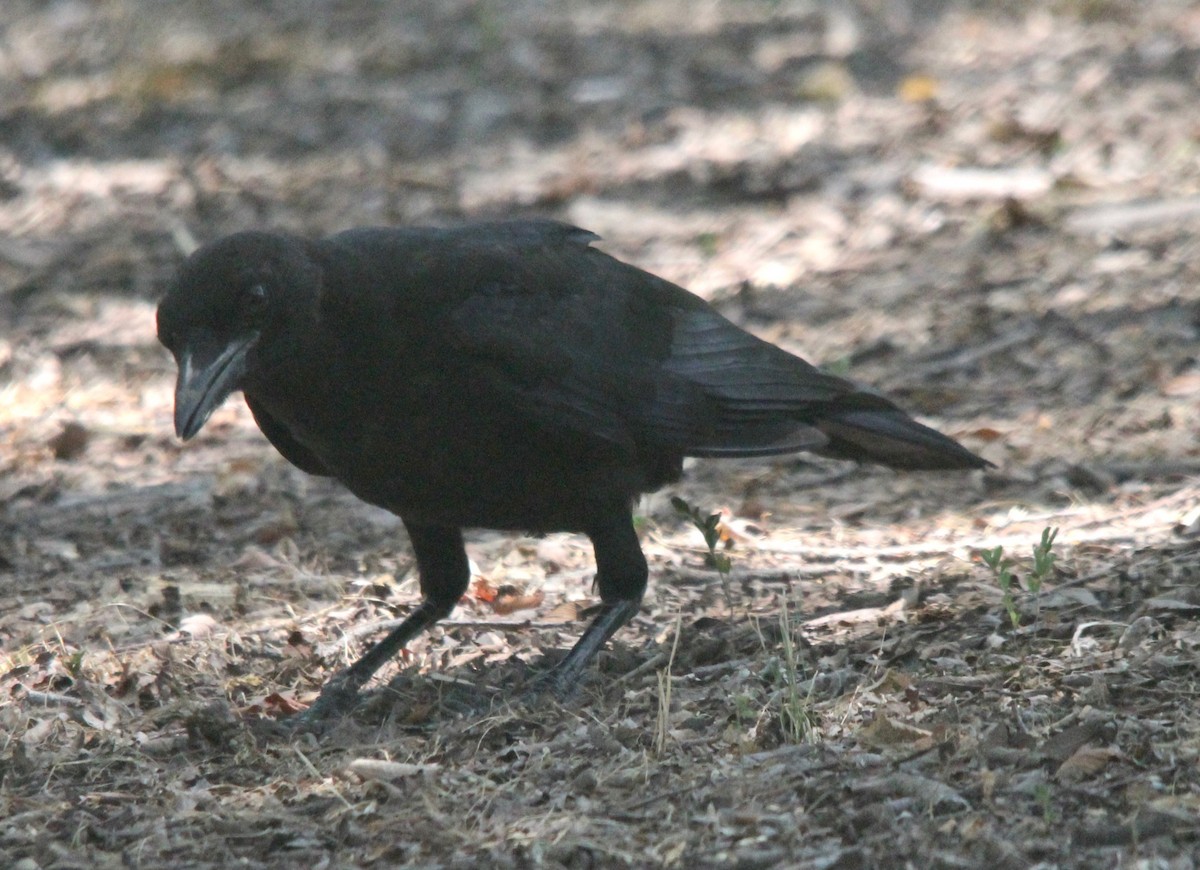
[296, 599, 454, 724]
[540, 509, 648, 698]
[295, 524, 469, 725]
[540, 599, 641, 697]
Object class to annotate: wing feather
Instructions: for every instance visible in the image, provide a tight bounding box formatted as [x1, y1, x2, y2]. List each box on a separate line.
[338, 220, 985, 470]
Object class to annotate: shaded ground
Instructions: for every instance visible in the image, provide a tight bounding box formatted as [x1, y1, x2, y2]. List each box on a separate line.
[3, 0, 1200, 866]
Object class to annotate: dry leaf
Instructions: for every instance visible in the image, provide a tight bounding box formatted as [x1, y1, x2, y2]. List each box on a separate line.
[229, 547, 286, 571]
[1160, 372, 1200, 397]
[492, 587, 544, 615]
[471, 577, 498, 603]
[1055, 745, 1118, 782]
[966, 427, 1006, 442]
[348, 759, 439, 783]
[176, 613, 219, 639]
[898, 74, 939, 103]
[1037, 720, 1109, 763]
[48, 421, 90, 460]
[853, 772, 968, 811]
[242, 692, 306, 718]
[859, 715, 933, 750]
[542, 600, 586, 623]
[715, 508, 765, 545]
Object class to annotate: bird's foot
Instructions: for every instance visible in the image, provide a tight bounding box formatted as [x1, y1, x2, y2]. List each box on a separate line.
[520, 665, 579, 704]
[285, 671, 363, 732]
[519, 598, 641, 705]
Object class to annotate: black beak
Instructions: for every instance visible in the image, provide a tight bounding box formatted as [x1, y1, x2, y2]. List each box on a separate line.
[173, 335, 255, 440]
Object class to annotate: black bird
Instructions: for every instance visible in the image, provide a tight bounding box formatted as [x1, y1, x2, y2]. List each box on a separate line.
[157, 220, 987, 721]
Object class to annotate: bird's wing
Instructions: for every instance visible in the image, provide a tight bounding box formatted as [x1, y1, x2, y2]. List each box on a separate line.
[662, 306, 989, 468]
[443, 241, 847, 458]
[334, 221, 984, 469]
[244, 395, 335, 476]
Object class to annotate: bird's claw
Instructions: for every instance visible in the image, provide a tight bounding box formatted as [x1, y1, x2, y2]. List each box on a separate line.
[520, 664, 580, 706]
[286, 672, 363, 731]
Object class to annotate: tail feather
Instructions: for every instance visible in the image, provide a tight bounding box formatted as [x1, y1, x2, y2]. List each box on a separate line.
[815, 410, 990, 471]
[662, 306, 987, 469]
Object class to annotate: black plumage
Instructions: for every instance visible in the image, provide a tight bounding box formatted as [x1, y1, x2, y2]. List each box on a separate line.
[157, 219, 987, 721]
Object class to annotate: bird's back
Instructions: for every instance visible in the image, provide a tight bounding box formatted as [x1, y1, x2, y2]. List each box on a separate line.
[234, 220, 983, 528]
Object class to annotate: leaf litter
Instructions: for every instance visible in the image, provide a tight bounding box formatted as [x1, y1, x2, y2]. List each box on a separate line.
[2, 0, 1200, 866]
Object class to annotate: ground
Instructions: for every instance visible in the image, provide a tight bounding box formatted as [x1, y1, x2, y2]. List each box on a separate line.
[2, 1, 1200, 867]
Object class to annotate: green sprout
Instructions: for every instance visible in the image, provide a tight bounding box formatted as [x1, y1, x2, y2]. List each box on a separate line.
[776, 595, 815, 744]
[981, 526, 1059, 629]
[671, 497, 734, 612]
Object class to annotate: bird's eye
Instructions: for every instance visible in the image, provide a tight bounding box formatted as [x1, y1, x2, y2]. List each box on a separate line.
[240, 283, 268, 321]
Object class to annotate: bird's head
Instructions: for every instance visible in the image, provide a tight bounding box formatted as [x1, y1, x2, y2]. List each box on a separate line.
[157, 231, 318, 440]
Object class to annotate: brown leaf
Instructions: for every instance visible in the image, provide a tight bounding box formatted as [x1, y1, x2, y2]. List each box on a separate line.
[966, 427, 1006, 442]
[251, 507, 298, 545]
[1037, 719, 1109, 763]
[858, 715, 933, 750]
[898, 74, 939, 103]
[1055, 745, 1118, 782]
[470, 577, 498, 603]
[242, 692, 306, 718]
[542, 600, 586, 623]
[229, 547, 285, 571]
[493, 587, 544, 615]
[48, 421, 90, 460]
[715, 508, 766, 545]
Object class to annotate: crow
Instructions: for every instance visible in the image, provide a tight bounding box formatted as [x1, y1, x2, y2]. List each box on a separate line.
[157, 220, 988, 722]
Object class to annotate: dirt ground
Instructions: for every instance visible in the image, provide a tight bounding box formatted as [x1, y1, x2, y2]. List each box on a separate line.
[2, 0, 1200, 867]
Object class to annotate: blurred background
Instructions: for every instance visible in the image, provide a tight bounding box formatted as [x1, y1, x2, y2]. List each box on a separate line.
[2, 1, 1200, 866]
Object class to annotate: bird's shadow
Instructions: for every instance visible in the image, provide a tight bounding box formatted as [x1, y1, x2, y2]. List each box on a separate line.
[242, 653, 587, 744]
